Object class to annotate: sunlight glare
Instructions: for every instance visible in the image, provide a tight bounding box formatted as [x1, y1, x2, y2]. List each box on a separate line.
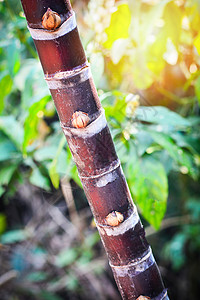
[163, 39, 178, 65]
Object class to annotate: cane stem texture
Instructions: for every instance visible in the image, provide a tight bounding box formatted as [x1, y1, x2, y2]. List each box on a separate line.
[20, 1, 169, 299]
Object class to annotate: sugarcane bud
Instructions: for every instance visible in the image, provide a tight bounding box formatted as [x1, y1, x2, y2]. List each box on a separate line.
[106, 211, 124, 227]
[71, 111, 90, 128]
[42, 8, 61, 30]
[136, 296, 151, 300]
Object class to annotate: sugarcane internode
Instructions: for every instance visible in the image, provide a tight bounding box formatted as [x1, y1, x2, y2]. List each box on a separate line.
[20, 0, 169, 299]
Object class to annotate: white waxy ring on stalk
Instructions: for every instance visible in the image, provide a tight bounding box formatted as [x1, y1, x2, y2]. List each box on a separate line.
[61, 109, 107, 138]
[111, 248, 154, 276]
[28, 12, 76, 40]
[97, 207, 140, 236]
[45, 66, 92, 89]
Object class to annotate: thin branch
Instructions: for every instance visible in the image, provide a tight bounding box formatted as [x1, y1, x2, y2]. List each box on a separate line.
[146, 215, 191, 237]
[0, 270, 19, 287]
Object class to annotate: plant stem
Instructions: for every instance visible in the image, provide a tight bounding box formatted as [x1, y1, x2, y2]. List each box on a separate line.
[20, 1, 169, 299]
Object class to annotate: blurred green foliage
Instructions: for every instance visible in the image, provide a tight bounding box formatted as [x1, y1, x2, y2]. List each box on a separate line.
[0, 0, 200, 299]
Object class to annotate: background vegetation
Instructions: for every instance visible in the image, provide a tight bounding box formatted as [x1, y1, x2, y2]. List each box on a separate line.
[0, 0, 200, 299]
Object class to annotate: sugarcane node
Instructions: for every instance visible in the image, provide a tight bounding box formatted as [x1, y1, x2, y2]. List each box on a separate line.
[136, 296, 151, 300]
[106, 211, 124, 227]
[71, 111, 90, 128]
[42, 8, 61, 30]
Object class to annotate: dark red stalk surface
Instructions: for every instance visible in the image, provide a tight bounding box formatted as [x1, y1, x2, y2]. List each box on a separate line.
[20, 1, 169, 299]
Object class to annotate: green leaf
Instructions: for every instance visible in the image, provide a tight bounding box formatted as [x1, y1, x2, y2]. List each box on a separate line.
[84, 231, 100, 248]
[56, 150, 68, 175]
[65, 274, 79, 291]
[49, 160, 60, 189]
[34, 145, 58, 161]
[23, 95, 51, 153]
[35, 141, 72, 186]
[27, 271, 48, 282]
[149, 131, 195, 176]
[0, 73, 13, 113]
[38, 291, 62, 300]
[104, 3, 131, 49]
[70, 165, 82, 187]
[135, 131, 153, 156]
[194, 32, 200, 55]
[135, 106, 191, 127]
[0, 137, 19, 161]
[0, 213, 7, 234]
[163, 233, 187, 270]
[0, 164, 18, 186]
[48, 136, 67, 188]
[0, 229, 27, 244]
[34, 137, 67, 189]
[34, 143, 61, 162]
[77, 249, 93, 266]
[127, 156, 168, 229]
[0, 116, 24, 150]
[14, 59, 47, 104]
[151, 150, 173, 175]
[195, 76, 200, 104]
[104, 91, 127, 124]
[171, 132, 199, 154]
[0, 186, 5, 197]
[30, 168, 51, 191]
[185, 198, 200, 222]
[56, 248, 78, 267]
[6, 40, 20, 76]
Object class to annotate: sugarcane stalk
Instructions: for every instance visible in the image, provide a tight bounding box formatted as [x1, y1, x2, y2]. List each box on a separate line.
[20, 1, 169, 299]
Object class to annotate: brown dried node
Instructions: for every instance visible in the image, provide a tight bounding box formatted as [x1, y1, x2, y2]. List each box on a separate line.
[42, 8, 61, 30]
[106, 211, 124, 227]
[136, 296, 151, 300]
[71, 111, 90, 129]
